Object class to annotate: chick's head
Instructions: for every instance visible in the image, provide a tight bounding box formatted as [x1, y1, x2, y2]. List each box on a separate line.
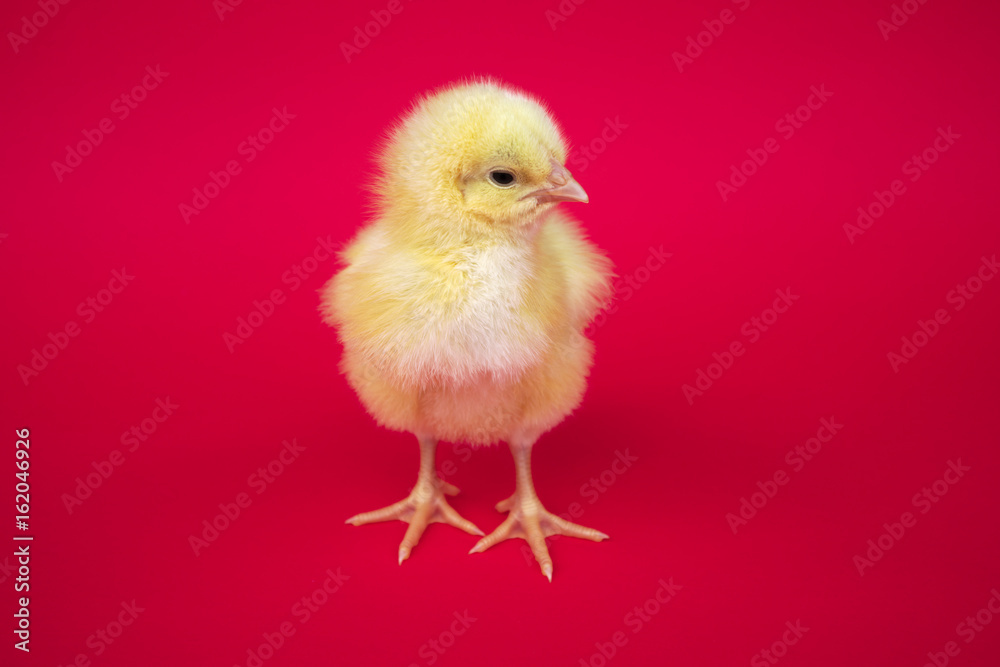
[376, 79, 587, 234]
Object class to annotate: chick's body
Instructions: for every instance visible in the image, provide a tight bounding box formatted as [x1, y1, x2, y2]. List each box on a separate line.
[322, 80, 612, 579]
[326, 210, 608, 444]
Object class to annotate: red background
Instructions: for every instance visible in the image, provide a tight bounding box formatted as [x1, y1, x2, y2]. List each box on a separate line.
[2, 0, 999, 665]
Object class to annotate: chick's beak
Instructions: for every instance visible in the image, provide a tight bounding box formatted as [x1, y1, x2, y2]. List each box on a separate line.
[523, 160, 589, 205]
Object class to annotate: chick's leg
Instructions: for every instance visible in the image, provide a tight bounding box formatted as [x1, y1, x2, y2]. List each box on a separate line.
[346, 435, 483, 564]
[470, 439, 609, 581]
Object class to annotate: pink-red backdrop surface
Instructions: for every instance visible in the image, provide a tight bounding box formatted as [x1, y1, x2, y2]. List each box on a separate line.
[2, 0, 999, 665]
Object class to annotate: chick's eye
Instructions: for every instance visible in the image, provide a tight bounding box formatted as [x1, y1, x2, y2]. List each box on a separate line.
[488, 170, 516, 187]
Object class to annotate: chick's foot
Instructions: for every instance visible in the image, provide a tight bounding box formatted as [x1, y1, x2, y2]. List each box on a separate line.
[346, 477, 483, 564]
[345, 435, 483, 564]
[469, 492, 609, 581]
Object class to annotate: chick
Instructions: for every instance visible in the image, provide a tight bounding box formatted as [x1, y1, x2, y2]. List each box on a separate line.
[321, 78, 613, 580]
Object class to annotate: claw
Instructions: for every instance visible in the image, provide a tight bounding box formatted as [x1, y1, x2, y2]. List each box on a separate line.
[469, 516, 513, 554]
[438, 481, 461, 496]
[494, 495, 514, 513]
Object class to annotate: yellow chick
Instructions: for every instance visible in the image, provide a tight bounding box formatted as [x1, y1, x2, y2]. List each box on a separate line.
[321, 78, 613, 581]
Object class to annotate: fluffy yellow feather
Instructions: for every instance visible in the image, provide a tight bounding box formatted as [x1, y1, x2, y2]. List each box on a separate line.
[321, 78, 613, 580]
